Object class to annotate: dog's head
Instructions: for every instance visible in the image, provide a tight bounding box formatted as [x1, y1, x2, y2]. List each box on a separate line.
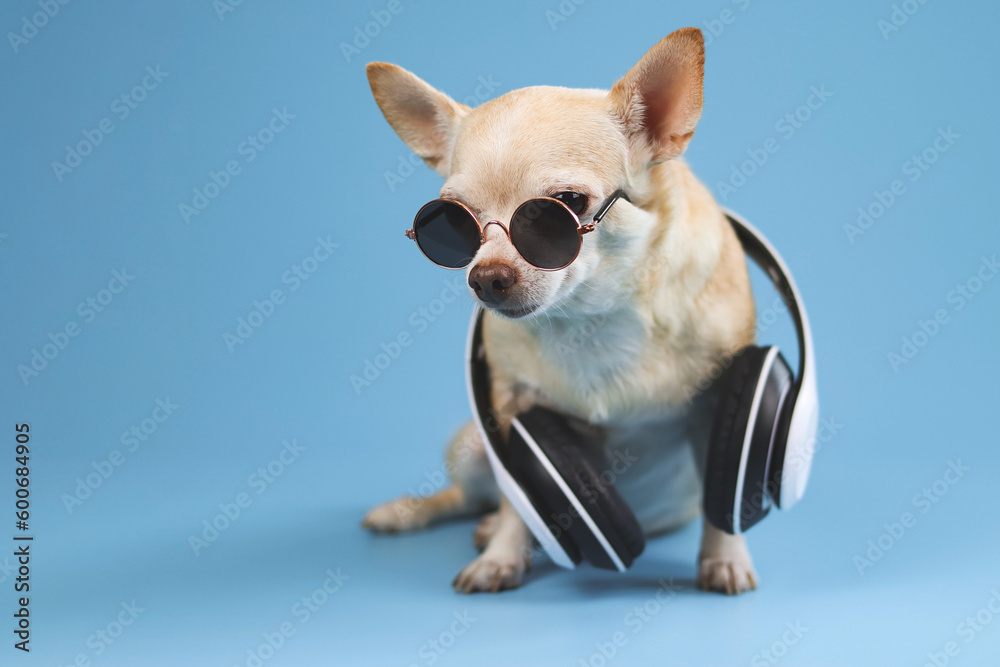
[367, 28, 705, 320]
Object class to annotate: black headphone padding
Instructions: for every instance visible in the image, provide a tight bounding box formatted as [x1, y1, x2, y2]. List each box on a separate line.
[704, 346, 771, 533]
[510, 406, 645, 570]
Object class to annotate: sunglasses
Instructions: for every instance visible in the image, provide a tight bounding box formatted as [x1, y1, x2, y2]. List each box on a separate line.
[404, 189, 630, 271]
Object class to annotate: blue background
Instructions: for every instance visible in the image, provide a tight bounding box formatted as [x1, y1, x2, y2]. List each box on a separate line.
[2, 0, 999, 665]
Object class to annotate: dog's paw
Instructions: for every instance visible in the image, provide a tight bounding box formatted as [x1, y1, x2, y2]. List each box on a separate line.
[697, 553, 758, 595]
[452, 554, 525, 593]
[361, 497, 426, 533]
[473, 512, 500, 550]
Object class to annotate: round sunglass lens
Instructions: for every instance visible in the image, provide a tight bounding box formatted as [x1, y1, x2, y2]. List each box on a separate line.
[510, 199, 580, 269]
[413, 201, 480, 268]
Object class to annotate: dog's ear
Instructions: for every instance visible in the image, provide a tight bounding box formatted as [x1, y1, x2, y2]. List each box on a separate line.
[366, 62, 470, 176]
[609, 28, 705, 164]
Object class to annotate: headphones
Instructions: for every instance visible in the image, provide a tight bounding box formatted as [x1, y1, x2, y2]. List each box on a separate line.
[465, 209, 818, 572]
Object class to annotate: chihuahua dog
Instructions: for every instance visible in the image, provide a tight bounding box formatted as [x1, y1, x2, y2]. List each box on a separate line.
[362, 28, 759, 595]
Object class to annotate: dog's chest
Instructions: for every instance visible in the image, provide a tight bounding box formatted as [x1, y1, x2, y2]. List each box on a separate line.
[536, 308, 646, 401]
[530, 309, 698, 424]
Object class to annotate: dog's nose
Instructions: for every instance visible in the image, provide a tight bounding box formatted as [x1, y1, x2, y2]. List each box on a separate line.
[469, 263, 518, 304]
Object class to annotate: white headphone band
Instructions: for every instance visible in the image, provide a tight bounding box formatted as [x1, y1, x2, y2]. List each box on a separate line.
[722, 209, 818, 509]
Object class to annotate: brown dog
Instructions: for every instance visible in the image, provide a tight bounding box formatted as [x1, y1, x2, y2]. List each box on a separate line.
[363, 28, 758, 595]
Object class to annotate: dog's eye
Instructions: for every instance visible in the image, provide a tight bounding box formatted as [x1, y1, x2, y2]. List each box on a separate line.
[552, 191, 589, 216]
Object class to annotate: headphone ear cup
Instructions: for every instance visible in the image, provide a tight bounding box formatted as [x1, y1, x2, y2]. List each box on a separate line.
[544, 437, 646, 568]
[704, 346, 772, 534]
[512, 407, 644, 571]
[506, 421, 583, 566]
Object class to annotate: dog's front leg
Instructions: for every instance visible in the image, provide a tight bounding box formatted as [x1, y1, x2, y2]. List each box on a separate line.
[697, 519, 758, 595]
[452, 495, 532, 593]
[452, 377, 535, 593]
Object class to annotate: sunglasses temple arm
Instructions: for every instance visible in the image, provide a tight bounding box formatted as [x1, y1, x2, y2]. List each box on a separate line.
[591, 189, 631, 226]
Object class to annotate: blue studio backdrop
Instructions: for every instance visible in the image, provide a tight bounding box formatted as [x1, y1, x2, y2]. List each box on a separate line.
[1, 1, 999, 665]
